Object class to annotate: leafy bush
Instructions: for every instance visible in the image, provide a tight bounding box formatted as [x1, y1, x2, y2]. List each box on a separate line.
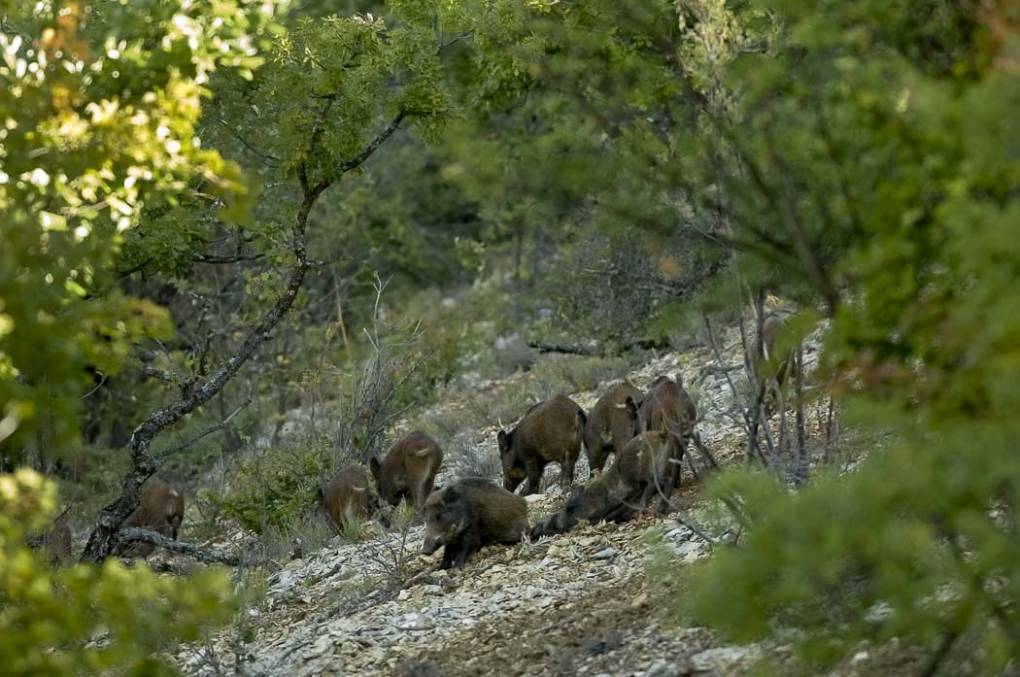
[0, 469, 235, 675]
[664, 0, 1020, 670]
[215, 436, 342, 533]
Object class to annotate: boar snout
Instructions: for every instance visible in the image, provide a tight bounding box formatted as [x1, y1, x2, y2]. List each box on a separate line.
[421, 535, 443, 555]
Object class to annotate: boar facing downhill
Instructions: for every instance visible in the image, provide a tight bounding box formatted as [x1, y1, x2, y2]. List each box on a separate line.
[626, 373, 696, 489]
[583, 380, 642, 476]
[498, 395, 586, 495]
[531, 430, 675, 539]
[319, 465, 378, 531]
[370, 430, 443, 511]
[114, 478, 185, 558]
[421, 478, 528, 569]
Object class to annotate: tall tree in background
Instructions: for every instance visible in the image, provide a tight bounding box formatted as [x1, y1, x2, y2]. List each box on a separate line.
[79, 0, 489, 561]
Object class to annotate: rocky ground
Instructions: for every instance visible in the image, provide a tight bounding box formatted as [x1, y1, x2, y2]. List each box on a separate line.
[173, 321, 856, 677]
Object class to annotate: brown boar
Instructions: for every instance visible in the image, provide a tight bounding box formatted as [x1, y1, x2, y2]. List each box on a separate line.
[583, 380, 642, 476]
[498, 395, 586, 496]
[753, 314, 799, 412]
[318, 465, 378, 530]
[42, 508, 73, 565]
[114, 478, 185, 558]
[421, 477, 528, 569]
[531, 430, 674, 539]
[370, 430, 443, 511]
[626, 373, 696, 489]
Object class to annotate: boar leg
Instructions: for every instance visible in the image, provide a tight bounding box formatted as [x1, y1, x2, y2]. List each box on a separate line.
[440, 543, 457, 570]
[561, 451, 577, 489]
[522, 461, 545, 496]
[441, 528, 481, 569]
[602, 498, 637, 524]
[412, 480, 429, 512]
[452, 530, 481, 569]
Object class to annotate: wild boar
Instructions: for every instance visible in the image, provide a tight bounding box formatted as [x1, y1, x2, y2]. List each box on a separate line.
[42, 508, 72, 565]
[114, 478, 185, 558]
[498, 394, 586, 495]
[370, 430, 443, 511]
[531, 430, 675, 539]
[583, 381, 642, 476]
[421, 477, 528, 569]
[753, 313, 798, 400]
[318, 465, 378, 530]
[626, 373, 696, 488]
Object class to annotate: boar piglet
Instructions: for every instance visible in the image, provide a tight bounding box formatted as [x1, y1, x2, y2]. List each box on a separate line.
[370, 430, 443, 511]
[421, 478, 528, 569]
[319, 465, 380, 531]
[583, 380, 642, 476]
[498, 395, 586, 495]
[114, 478, 185, 558]
[626, 373, 696, 489]
[531, 430, 675, 539]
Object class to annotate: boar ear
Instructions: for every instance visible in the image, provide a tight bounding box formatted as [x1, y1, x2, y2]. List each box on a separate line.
[316, 486, 325, 505]
[624, 396, 639, 419]
[496, 430, 509, 452]
[568, 484, 585, 500]
[443, 485, 461, 502]
[675, 372, 684, 387]
[369, 457, 381, 477]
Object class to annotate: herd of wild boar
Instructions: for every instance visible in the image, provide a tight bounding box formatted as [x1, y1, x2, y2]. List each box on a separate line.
[39, 314, 797, 569]
[329, 370, 703, 569]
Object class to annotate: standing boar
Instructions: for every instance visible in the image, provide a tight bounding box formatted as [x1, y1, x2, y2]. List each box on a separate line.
[114, 478, 185, 558]
[626, 373, 697, 489]
[421, 477, 528, 569]
[498, 395, 586, 496]
[40, 508, 72, 565]
[370, 430, 443, 511]
[753, 314, 799, 415]
[319, 465, 379, 531]
[583, 381, 642, 476]
[531, 430, 674, 539]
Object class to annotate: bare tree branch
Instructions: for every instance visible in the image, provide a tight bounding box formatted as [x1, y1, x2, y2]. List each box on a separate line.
[158, 399, 252, 458]
[82, 96, 425, 563]
[115, 528, 249, 567]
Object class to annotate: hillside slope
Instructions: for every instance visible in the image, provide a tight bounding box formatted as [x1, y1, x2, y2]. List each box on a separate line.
[176, 321, 830, 676]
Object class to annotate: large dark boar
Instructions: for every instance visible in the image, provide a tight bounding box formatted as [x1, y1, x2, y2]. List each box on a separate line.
[370, 431, 443, 511]
[531, 430, 674, 539]
[319, 465, 378, 530]
[626, 373, 696, 489]
[421, 478, 528, 569]
[583, 381, 642, 475]
[114, 478, 185, 558]
[498, 395, 586, 495]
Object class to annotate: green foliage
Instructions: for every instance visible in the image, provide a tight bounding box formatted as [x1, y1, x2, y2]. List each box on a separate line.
[0, 469, 235, 675]
[671, 0, 1020, 669]
[0, 0, 277, 457]
[216, 436, 341, 533]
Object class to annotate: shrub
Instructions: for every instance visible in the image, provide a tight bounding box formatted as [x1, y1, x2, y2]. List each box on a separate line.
[215, 435, 343, 534]
[0, 469, 235, 675]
